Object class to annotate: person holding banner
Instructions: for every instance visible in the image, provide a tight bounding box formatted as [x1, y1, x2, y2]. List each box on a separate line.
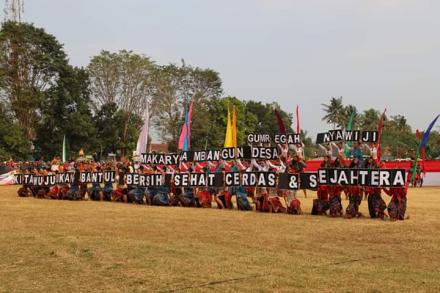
[66, 166, 81, 200]
[364, 161, 387, 219]
[249, 159, 277, 213]
[151, 166, 170, 206]
[36, 167, 50, 198]
[214, 160, 233, 209]
[328, 184, 344, 217]
[87, 165, 102, 201]
[192, 162, 214, 208]
[311, 157, 331, 215]
[102, 167, 114, 201]
[112, 164, 128, 203]
[350, 140, 364, 165]
[16, 169, 31, 197]
[318, 144, 333, 159]
[312, 184, 329, 216]
[285, 155, 304, 214]
[232, 160, 252, 211]
[364, 143, 378, 161]
[181, 167, 198, 207]
[330, 141, 345, 161]
[46, 177, 60, 200]
[345, 158, 363, 218]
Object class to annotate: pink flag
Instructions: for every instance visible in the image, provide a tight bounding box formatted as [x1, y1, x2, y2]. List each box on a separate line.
[187, 101, 194, 148]
[178, 101, 194, 150]
[178, 124, 186, 150]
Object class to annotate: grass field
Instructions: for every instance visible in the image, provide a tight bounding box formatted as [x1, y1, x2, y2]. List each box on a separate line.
[1, 186, 440, 292]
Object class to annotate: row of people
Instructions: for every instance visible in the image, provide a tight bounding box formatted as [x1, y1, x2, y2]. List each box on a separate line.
[16, 155, 408, 221]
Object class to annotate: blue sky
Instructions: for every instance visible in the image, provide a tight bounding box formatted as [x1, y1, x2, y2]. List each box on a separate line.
[15, 0, 440, 137]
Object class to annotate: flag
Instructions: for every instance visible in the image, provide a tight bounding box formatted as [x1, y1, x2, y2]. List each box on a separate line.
[296, 105, 300, 134]
[136, 104, 150, 156]
[419, 114, 440, 160]
[182, 112, 190, 151]
[62, 135, 66, 163]
[0, 170, 16, 185]
[376, 108, 387, 163]
[232, 105, 237, 148]
[178, 101, 194, 151]
[344, 111, 356, 157]
[185, 101, 194, 149]
[415, 129, 421, 140]
[224, 102, 233, 147]
[274, 110, 286, 134]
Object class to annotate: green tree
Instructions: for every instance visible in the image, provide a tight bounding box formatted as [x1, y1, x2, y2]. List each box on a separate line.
[150, 64, 223, 151]
[94, 102, 142, 158]
[0, 21, 68, 139]
[34, 66, 97, 160]
[382, 115, 415, 158]
[0, 107, 30, 160]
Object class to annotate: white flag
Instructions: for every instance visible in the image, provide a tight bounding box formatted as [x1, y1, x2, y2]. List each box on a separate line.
[136, 104, 149, 156]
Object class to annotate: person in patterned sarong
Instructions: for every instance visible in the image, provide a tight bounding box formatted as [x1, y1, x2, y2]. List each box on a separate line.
[364, 159, 387, 219]
[383, 186, 407, 221]
[312, 184, 329, 215]
[328, 185, 344, 217]
[345, 184, 363, 218]
[365, 186, 386, 219]
[345, 158, 363, 218]
[312, 156, 331, 215]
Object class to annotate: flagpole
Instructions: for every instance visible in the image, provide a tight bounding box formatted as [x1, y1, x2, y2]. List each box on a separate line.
[62, 135, 66, 163]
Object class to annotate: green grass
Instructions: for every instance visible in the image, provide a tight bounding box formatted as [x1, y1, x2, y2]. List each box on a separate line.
[1, 185, 440, 292]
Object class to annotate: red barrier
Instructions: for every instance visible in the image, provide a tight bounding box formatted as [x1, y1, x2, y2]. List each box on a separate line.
[304, 160, 440, 172]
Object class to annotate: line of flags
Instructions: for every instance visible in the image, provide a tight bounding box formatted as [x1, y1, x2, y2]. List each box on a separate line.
[68, 99, 437, 170]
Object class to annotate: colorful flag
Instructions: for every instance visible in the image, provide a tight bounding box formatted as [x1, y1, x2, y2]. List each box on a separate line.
[178, 101, 194, 151]
[232, 105, 237, 148]
[419, 114, 440, 160]
[136, 104, 150, 156]
[344, 111, 356, 157]
[274, 110, 286, 134]
[224, 102, 233, 147]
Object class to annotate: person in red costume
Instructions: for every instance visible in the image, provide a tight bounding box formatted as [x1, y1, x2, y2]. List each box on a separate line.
[365, 160, 387, 219]
[383, 186, 408, 221]
[312, 184, 329, 215]
[345, 158, 363, 218]
[328, 184, 344, 217]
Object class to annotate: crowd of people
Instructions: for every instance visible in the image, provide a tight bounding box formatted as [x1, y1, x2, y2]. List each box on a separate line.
[13, 141, 409, 222]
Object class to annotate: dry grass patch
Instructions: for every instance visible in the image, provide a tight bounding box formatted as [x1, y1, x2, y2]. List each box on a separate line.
[1, 185, 440, 292]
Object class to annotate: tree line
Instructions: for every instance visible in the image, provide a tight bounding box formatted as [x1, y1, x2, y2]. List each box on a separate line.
[0, 21, 438, 161]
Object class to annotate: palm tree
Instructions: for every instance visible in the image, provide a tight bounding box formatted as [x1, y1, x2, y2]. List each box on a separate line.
[321, 97, 344, 129]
